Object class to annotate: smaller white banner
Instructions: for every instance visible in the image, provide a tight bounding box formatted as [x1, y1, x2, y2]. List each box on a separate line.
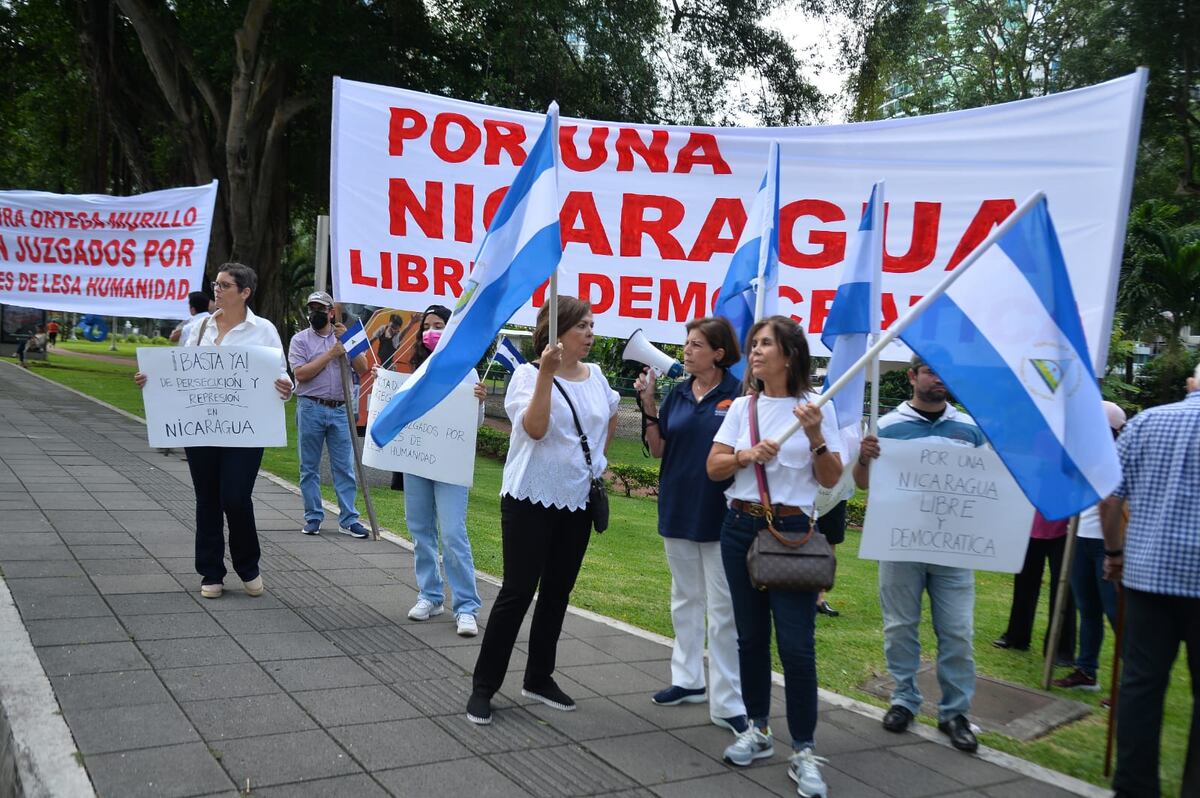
[363, 369, 478, 487]
[858, 438, 1034, 572]
[137, 346, 287, 448]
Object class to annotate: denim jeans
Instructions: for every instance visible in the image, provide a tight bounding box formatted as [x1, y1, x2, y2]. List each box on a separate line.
[719, 508, 819, 749]
[297, 397, 360, 527]
[878, 560, 975, 721]
[185, 446, 263, 584]
[1070, 538, 1117, 677]
[403, 474, 480, 616]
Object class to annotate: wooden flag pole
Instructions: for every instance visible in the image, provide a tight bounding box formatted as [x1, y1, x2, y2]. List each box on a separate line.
[1042, 515, 1080, 688]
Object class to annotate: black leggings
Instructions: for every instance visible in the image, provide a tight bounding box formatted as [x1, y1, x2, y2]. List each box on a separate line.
[185, 446, 264, 584]
[472, 495, 592, 696]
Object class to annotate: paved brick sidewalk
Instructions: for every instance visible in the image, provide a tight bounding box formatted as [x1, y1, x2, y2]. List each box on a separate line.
[0, 363, 1098, 797]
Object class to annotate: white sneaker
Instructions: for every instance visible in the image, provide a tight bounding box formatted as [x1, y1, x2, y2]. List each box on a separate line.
[456, 614, 478, 637]
[407, 598, 444, 621]
[723, 725, 774, 766]
[788, 748, 829, 797]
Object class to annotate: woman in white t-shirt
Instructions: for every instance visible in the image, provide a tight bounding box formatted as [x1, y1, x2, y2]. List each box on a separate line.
[705, 315, 843, 797]
[467, 296, 619, 726]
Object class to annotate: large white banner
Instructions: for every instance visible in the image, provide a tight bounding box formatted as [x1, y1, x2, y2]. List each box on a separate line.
[0, 182, 218, 319]
[859, 439, 1035, 572]
[362, 369, 479, 486]
[332, 74, 1145, 368]
[137, 346, 287, 448]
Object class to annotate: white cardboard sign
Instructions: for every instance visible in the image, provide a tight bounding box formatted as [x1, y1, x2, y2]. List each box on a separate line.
[362, 369, 478, 487]
[137, 346, 287, 448]
[859, 438, 1034, 572]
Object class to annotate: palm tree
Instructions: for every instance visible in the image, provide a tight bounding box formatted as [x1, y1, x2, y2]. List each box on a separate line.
[1120, 201, 1200, 352]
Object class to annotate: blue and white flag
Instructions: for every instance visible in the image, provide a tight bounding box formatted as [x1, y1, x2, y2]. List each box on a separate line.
[491, 335, 526, 373]
[898, 197, 1120, 520]
[370, 104, 563, 447]
[338, 319, 370, 360]
[822, 182, 884, 429]
[714, 141, 781, 379]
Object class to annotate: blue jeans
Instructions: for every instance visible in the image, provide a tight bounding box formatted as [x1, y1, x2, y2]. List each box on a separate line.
[720, 508, 819, 749]
[297, 397, 360, 528]
[878, 560, 975, 721]
[1070, 538, 1117, 677]
[404, 474, 480, 616]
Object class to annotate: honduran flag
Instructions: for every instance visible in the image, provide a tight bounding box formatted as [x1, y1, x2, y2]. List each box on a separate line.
[714, 141, 781, 379]
[821, 182, 884, 429]
[898, 196, 1120, 520]
[491, 335, 526, 373]
[369, 104, 563, 447]
[338, 319, 370, 360]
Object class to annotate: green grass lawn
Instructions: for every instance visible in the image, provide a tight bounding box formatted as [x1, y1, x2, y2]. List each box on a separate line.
[21, 353, 1192, 795]
[57, 339, 172, 358]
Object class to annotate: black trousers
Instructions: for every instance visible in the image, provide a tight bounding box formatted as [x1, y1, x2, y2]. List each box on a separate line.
[185, 446, 264, 584]
[472, 495, 592, 696]
[1114, 588, 1200, 798]
[1002, 536, 1076, 659]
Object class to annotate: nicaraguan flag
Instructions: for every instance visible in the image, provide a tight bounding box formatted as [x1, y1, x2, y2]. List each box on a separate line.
[370, 104, 563, 447]
[714, 141, 781, 379]
[822, 182, 884, 428]
[339, 319, 370, 360]
[898, 197, 1120, 520]
[492, 336, 526, 373]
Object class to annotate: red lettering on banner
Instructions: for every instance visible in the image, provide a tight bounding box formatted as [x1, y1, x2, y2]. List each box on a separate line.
[560, 191, 613, 255]
[560, 126, 608, 171]
[807, 289, 837, 333]
[430, 113, 482, 163]
[483, 186, 509, 229]
[658, 280, 709, 320]
[0, 235, 7, 260]
[483, 120, 527, 166]
[389, 179, 443, 238]
[687, 198, 746, 261]
[618, 276, 654, 318]
[432, 256, 465, 296]
[779, 200, 846, 269]
[620, 194, 686, 259]
[779, 285, 803, 325]
[349, 249, 378, 288]
[532, 279, 549, 308]
[883, 202, 940, 273]
[388, 108, 427, 156]
[616, 129, 670, 173]
[397, 253, 429, 292]
[673, 133, 732, 175]
[946, 199, 1016, 269]
[453, 184, 473, 242]
[882, 293, 923, 328]
[580, 273, 614, 313]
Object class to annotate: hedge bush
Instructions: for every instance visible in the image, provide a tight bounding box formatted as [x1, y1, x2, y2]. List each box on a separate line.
[475, 425, 510, 460]
[607, 463, 660, 497]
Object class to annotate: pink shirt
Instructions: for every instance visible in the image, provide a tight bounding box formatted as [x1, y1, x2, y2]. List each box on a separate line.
[1030, 512, 1069, 540]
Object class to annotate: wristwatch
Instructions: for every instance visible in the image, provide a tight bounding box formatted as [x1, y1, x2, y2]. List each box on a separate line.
[811, 443, 828, 457]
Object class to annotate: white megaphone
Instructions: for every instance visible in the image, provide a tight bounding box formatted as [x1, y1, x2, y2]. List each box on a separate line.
[622, 328, 683, 378]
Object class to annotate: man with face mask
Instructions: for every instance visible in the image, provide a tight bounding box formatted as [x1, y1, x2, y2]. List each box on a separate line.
[288, 291, 371, 538]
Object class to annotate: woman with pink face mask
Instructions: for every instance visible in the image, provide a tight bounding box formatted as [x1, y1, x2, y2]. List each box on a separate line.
[402, 305, 487, 637]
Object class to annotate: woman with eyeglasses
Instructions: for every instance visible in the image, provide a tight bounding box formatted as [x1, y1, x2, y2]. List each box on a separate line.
[134, 263, 292, 599]
[400, 304, 487, 638]
[705, 315, 843, 798]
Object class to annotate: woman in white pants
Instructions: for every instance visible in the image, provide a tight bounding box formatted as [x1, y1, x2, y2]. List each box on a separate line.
[635, 317, 747, 734]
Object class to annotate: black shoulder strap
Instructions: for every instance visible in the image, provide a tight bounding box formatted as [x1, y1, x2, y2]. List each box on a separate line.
[552, 378, 595, 475]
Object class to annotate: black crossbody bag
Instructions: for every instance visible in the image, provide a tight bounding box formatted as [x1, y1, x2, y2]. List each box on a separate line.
[552, 379, 609, 533]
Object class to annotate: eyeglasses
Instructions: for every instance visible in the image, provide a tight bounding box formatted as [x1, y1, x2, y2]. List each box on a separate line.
[212, 280, 238, 292]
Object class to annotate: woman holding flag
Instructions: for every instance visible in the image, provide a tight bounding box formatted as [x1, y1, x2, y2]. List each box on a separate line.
[401, 304, 486, 637]
[467, 296, 619, 726]
[706, 315, 842, 798]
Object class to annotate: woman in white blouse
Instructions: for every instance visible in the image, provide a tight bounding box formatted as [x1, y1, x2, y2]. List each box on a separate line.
[467, 296, 618, 726]
[135, 263, 292, 600]
[705, 315, 843, 798]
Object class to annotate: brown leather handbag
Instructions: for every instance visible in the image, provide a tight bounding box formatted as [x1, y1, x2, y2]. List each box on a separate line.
[743, 393, 836, 593]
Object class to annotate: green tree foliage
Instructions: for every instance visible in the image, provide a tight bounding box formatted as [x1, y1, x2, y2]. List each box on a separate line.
[1119, 200, 1200, 349]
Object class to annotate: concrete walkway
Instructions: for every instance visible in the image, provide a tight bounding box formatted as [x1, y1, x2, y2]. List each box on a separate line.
[0, 362, 1101, 798]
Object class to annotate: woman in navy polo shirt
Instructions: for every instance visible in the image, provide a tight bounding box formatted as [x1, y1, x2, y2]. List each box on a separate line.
[635, 317, 748, 735]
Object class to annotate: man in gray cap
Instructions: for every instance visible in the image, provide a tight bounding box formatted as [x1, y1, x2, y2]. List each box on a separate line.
[287, 291, 371, 538]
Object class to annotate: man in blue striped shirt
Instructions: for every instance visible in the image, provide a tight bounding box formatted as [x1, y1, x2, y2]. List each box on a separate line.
[855, 357, 986, 753]
[1102, 364, 1200, 798]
